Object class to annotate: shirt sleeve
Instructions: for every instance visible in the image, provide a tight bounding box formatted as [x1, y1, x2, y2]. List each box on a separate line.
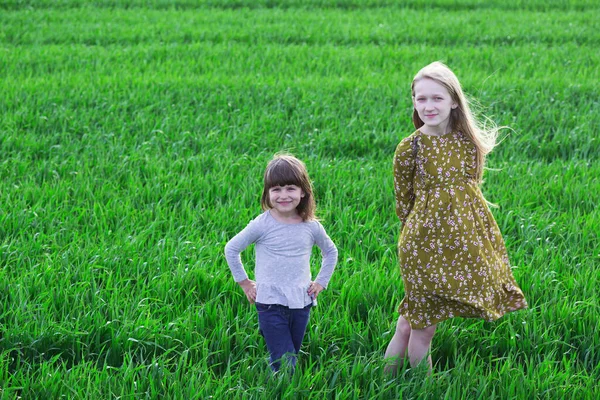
[311, 221, 338, 289]
[224, 216, 263, 282]
[393, 135, 416, 224]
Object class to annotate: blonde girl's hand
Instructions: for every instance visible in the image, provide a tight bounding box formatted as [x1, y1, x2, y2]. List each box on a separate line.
[307, 281, 324, 299]
[238, 279, 257, 304]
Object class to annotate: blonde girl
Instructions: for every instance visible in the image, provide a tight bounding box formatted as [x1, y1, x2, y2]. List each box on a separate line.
[384, 62, 527, 373]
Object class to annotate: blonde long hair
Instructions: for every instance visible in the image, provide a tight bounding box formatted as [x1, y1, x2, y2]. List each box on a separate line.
[411, 61, 500, 183]
[261, 154, 317, 221]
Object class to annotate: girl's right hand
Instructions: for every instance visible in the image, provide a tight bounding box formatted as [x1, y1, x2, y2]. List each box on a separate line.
[238, 279, 257, 304]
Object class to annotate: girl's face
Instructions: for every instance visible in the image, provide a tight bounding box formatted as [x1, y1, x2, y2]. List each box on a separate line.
[412, 78, 457, 136]
[268, 184, 305, 217]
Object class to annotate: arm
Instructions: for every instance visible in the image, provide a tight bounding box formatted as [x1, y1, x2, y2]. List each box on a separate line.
[224, 217, 262, 303]
[309, 222, 338, 297]
[393, 135, 417, 225]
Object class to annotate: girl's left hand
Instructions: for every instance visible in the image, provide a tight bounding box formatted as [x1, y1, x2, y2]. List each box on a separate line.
[308, 282, 324, 298]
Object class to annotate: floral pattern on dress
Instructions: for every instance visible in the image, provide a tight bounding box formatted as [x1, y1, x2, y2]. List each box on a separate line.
[393, 130, 527, 329]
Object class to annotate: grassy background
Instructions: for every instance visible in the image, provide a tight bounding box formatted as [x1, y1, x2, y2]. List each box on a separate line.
[1, 0, 599, 398]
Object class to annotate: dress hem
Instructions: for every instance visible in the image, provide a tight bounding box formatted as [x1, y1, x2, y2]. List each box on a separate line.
[398, 303, 528, 329]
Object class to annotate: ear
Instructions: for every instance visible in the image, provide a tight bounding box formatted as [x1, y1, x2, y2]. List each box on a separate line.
[451, 103, 458, 109]
[301, 191, 306, 198]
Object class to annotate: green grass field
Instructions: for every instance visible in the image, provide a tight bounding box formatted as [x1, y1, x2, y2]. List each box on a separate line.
[1, 0, 599, 398]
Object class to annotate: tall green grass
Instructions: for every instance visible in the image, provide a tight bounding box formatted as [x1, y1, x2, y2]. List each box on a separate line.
[1, 1, 598, 398]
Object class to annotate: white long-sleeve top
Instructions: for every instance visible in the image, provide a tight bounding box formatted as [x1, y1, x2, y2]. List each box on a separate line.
[224, 210, 338, 309]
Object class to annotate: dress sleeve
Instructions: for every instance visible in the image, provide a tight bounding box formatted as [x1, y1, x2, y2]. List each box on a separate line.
[311, 222, 338, 289]
[224, 216, 263, 282]
[393, 135, 416, 224]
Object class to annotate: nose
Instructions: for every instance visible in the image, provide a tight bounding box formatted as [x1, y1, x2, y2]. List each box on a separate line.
[423, 100, 435, 111]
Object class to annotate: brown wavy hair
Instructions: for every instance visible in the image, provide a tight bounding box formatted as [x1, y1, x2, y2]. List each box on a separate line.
[261, 154, 316, 221]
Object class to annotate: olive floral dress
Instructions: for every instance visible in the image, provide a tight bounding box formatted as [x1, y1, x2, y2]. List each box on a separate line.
[394, 130, 527, 329]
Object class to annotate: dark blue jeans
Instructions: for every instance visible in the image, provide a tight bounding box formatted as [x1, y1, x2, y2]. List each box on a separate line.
[256, 302, 311, 372]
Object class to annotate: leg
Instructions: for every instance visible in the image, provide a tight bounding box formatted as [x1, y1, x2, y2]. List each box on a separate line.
[407, 324, 436, 373]
[256, 303, 295, 372]
[384, 316, 411, 375]
[289, 304, 311, 355]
